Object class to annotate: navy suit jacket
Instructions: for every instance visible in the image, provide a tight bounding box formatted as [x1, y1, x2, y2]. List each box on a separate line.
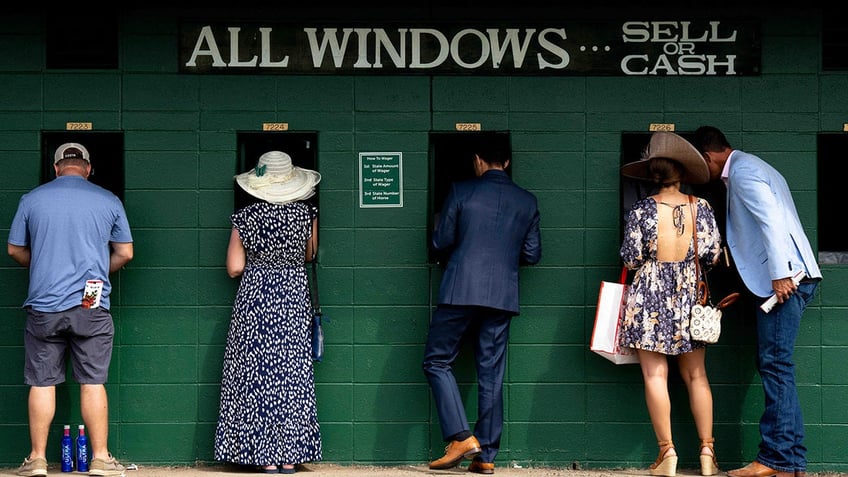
[432, 169, 542, 314]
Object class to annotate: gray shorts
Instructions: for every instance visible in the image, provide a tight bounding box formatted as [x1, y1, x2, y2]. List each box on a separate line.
[24, 306, 114, 386]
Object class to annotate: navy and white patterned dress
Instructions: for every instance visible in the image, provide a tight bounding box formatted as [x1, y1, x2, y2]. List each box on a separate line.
[618, 197, 721, 355]
[214, 201, 322, 467]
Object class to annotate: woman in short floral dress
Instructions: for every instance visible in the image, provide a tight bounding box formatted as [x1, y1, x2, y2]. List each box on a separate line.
[214, 151, 322, 474]
[618, 132, 722, 477]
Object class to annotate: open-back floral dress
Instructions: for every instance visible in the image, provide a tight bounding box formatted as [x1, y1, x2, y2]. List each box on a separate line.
[618, 196, 721, 355]
[214, 201, 322, 467]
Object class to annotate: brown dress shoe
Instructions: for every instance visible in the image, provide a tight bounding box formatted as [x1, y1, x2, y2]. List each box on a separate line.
[429, 436, 482, 469]
[468, 459, 495, 474]
[727, 461, 793, 477]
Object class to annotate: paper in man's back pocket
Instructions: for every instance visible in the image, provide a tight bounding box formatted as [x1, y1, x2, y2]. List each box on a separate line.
[81, 280, 103, 309]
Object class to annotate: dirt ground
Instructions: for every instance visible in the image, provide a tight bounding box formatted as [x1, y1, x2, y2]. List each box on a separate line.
[1, 464, 844, 477]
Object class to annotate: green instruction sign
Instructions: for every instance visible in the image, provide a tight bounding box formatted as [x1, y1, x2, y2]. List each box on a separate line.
[359, 152, 403, 208]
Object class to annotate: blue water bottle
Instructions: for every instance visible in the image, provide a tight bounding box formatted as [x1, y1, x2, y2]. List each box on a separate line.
[75, 424, 89, 473]
[61, 424, 73, 472]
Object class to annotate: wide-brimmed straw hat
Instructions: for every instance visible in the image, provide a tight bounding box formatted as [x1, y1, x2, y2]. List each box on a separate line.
[620, 131, 709, 184]
[235, 151, 321, 204]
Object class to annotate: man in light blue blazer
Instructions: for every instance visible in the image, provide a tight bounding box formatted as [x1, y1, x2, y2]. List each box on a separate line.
[423, 143, 541, 475]
[693, 126, 821, 477]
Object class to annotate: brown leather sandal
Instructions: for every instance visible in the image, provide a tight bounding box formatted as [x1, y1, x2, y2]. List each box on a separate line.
[700, 438, 719, 476]
[650, 440, 677, 477]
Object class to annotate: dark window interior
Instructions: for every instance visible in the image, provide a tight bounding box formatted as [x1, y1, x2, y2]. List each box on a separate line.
[817, 133, 848, 262]
[822, 9, 848, 71]
[46, 12, 119, 69]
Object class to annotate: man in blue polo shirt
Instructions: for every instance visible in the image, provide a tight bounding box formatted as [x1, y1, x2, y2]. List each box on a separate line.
[8, 142, 134, 477]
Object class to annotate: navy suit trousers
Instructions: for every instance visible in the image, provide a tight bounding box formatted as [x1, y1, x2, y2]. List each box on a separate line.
[423, 304, 512, 462]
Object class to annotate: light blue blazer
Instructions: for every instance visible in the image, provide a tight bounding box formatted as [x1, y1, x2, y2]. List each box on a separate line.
[725, 150, 822, 297]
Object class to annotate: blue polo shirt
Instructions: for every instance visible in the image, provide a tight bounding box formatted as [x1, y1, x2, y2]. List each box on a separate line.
[7, 176, 133, 312]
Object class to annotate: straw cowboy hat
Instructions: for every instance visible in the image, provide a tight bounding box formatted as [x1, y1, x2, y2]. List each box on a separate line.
[620, 131, 709, 184]
[235, 151, 321, 204]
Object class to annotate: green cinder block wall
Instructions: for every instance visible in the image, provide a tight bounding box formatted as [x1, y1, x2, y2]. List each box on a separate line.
[0, 5, 846, 472]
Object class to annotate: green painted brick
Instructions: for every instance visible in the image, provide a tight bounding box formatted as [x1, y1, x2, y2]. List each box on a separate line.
[320, 423, 354, 461]
[509, 422, 586, 464]
[121, 269, 197, 306]
[197, 345, 225, 384]
[198, 268, 239, 306]
[510, 306, 583, 344]
[44, 74, 120, 111]
[120, 345, 197, 383]
[354, 77, 430, 112]
[123, 112, 200, 131]
[316, 383, 353, 423]
[199, 76, 278, 111]
[352, 344, 425, 384]
[521, 267, 583, 306]
[508, 77, 587, 112]
[123, 74, 199, 111]
[319, 267, 354, 306]
[353, 383, 429, 421]
[125, 130, 199, 152]
[354, 229, 427, 266]
[353, 422, 429, 463]
[536, 190, 585, 227]
[121, 423, 199, 463]
[0, 269, 28, 307]
[432, 76, 509, 111]
[540, 229, 584, 266]
[277, 76, 354, 112]
[352, 305, 429, 344]
[197, 383, 222, 423]
[799, 385, 823, 425]
[742, 76, 819, 113]
[120, 307, 197, 345]
[314, 344, 353, 383]
[125, 152, 198, 189]
[508, 384, 585, 421]
[198, 229, 230, 268]
[125, 190, 198, 227]
[353, 267, 429, 305]
[120, 384, 197, 422]
[822, 347, 848, 384]
[194, 422, 217, 461]
[201, 111, 277, 130]
[130, 229, 198, 268]
[197, 307, 231, 345]
[355, 112, 431, 132]
[0, 75, 41, 109]
[509, 344, 584, 383]
[279, 111, 355, 131]
[587, 77, 663, 113]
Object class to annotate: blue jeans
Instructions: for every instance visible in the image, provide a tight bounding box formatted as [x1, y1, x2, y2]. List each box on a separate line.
[755, 281, 818, 473]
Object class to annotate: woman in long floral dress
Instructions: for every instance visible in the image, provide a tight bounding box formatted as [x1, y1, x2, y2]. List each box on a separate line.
[618, 132, 722, 477]
[214, 151, 322, 474]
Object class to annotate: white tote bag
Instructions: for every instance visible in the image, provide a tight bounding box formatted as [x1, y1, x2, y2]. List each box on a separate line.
[590, 268, 640, 365]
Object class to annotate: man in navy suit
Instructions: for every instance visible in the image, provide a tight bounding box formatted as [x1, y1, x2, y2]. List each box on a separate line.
[693, 126, 821, 477]
[423, 143, 541, 475]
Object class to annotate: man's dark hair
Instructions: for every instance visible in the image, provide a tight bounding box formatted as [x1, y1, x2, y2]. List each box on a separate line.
[693, 126, 731, 153]
[473, 140, 509, 167]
